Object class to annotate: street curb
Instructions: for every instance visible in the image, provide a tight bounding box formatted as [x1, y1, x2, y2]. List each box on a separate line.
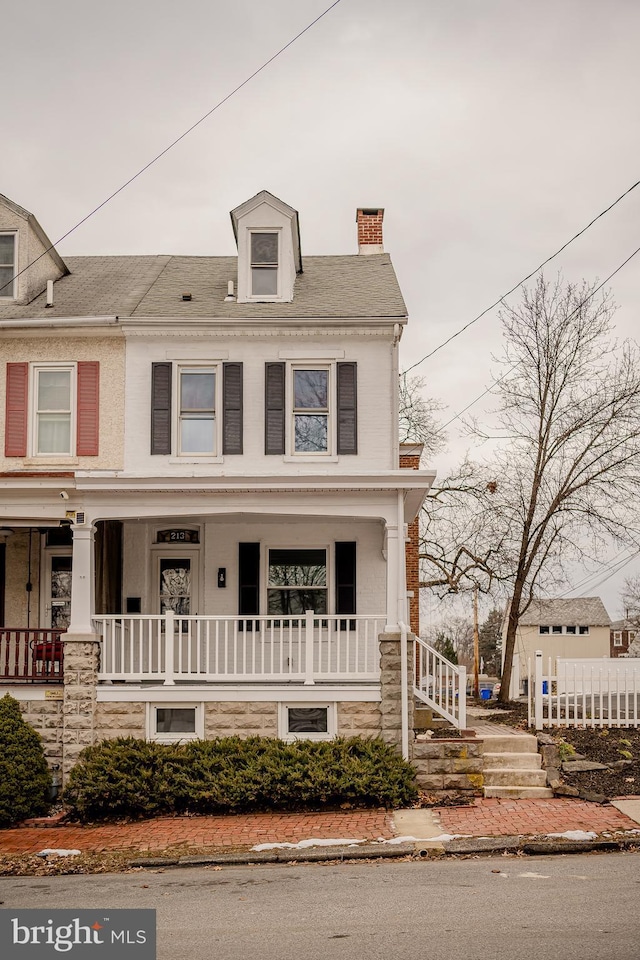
[129, 843, 418, 868]
[128, 836, 640, 869]
[442, 835, 640, 857]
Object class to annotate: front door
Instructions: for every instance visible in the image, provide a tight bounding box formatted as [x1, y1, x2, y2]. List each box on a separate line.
[44, 552, 72, 630]
[156, 552, 200, 617]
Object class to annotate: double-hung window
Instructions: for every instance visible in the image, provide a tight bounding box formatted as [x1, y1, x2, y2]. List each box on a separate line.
[267, 548, 327, 615]
[293, 367, 329, 454]
[251, 232, 278, 297]
[0, 233, 16, 299]
[34, 366, 74, 455]
[178, 367, 216, 455]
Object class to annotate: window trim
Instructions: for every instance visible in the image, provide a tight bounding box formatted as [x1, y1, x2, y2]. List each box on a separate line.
[289, 364, 333, 457]
[248, 229, 281, 301]
[175, 364, 220, 458]
[147, 702, 204, 743]
[613, 631, 623, 646]
[0, 231, 16, 300]
[266, 545, 330, 617]
[30, 363, 76, 457]
[278, 702, 336, 742]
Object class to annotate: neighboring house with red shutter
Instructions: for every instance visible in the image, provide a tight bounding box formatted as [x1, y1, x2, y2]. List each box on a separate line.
[610, 619, 638, 657]
[0, 190, 437, 780]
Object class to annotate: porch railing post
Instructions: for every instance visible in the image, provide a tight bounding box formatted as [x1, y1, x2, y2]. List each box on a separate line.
[534, 649, 543, 729]
[304, 609, 315, 685]
[164, 610, 176, 685]
[458, 664, 467, 730]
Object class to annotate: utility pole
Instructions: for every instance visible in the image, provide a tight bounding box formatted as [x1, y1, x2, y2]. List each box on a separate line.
[473, 584, 479, 699]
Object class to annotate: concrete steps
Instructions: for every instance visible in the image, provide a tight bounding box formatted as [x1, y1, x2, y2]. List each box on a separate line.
[480, 732, 553, 799]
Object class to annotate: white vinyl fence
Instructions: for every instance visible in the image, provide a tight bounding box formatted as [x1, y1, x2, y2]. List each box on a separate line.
[528, 650, 640, 729]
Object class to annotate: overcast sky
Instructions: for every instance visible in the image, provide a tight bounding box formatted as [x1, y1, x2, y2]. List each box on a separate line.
[5, 0, 640, 621]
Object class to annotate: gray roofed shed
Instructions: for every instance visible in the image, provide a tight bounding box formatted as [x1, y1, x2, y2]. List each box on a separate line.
[518, 597, 611, 627]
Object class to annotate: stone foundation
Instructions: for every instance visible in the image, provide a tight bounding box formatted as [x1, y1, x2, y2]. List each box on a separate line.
[61, 635, 100, 779]
[411, 738, 484, 793]
[94, 701, 146, 740]
[19, 697, 64, 768]
[379, 632, 414, 749]
[337, 701, 381, 738]
[205, 701, 278, 738]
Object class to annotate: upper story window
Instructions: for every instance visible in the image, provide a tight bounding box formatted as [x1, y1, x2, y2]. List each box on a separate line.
[613, 631, 623, 646]
[293, 368, 329, 454]
[264, 361, 357, 457]
[251, 232, 279, 297]
[178, 368, 216, 455]
[34, 366, 74, 455]
[150, 361, 243, 458]
[4, 361, 99, 459]
[0, 233, 16, 299]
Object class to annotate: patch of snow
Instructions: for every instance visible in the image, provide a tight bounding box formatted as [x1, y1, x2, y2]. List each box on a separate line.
[518, 872, 550, 879]
[36, 849, 81, 858]
[251, 838, 366, 852]
[545, 830, 597, 841]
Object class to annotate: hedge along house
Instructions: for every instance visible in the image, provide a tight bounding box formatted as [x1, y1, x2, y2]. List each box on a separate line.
[0, 190, 436, 780]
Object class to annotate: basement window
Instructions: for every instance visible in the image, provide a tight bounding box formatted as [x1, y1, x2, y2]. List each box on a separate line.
[148, 703, 203, 742]
[279, 703, 335, 741]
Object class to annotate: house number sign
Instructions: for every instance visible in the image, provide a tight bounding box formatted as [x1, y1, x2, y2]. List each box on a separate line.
[156, 529, 200, 544]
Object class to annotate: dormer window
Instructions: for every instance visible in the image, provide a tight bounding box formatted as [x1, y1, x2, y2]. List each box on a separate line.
[251, 232, 279, 296]
[0, 233, 16, 298]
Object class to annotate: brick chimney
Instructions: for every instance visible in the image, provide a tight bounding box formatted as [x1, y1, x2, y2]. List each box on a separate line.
[356, 208, 384, 254]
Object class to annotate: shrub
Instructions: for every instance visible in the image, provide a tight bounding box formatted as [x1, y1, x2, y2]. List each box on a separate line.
[0, 694, 52, 827]
[63, 736, 417, 821]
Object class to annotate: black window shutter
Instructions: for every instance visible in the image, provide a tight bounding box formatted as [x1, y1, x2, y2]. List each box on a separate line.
[239, 542, 260, 615]
[223, 362, 243, 455]
[151, 362, 172, 455]
[337, 362, 357, 454]
[335, 541, 357, 615]
[265, 362, 285, 455]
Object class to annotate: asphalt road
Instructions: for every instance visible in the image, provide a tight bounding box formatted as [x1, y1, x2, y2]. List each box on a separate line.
[2, 853, 640, 960]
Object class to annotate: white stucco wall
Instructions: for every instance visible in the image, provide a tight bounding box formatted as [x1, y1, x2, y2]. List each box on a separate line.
[123, 331, 396, 474]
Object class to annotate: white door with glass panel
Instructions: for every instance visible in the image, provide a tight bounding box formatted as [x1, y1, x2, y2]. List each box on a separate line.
[156, 552, 200, 617]
[43, 551, 73, 630]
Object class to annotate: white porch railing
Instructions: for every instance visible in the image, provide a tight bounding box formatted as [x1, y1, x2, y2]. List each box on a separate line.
[529, 651, 640, 729]
[94, 611, 383, 685]
[414, 636, 467, 729]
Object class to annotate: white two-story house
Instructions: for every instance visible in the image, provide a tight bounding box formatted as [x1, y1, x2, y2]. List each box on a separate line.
[0, 190, 437, 777]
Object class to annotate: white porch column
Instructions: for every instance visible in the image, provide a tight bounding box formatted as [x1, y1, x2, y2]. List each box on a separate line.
[67, 523, 97, 635]
[385, 493, 408, 632]
[385, 522, 400, 633]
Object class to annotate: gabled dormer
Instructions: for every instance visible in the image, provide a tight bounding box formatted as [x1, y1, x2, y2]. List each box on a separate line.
[230, 191, 302, 304]
[0, 193, 68, 305]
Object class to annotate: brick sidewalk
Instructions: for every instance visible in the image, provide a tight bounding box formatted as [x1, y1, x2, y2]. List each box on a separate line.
[0, 811, 394, 855]
[434, 798, 639, 837]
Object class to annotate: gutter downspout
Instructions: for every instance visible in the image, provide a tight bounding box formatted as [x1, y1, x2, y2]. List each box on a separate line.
[399, 619, 409, 760]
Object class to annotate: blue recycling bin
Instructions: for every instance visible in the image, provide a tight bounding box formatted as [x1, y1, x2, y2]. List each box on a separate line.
[542, 680, 549, 695]
[480, 688, 491, 700]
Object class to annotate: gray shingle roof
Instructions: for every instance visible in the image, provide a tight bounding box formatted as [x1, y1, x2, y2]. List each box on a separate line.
[0, 254, 407, 320]
[519, 597, 611, 627]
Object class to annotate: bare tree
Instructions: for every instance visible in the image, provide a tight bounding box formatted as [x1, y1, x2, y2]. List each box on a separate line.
[399, 373, 446, 459]
[418, 457, 508, 596]
[482, 276, 640, 701]
[621, 575, 640, 625]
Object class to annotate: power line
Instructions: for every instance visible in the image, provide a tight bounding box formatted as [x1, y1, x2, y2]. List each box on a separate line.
[432, 240, 640, 434]
[403, 177, 640, 376]
[2, 0, 344, 294]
